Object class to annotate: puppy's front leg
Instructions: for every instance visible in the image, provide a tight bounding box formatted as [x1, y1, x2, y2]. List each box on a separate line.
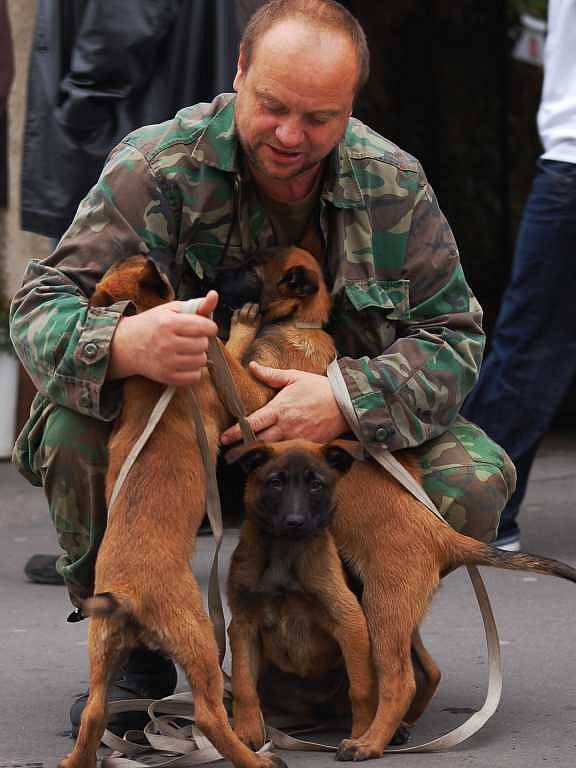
[297, 536, 375, 739]
[229, 617, 266, 750]
[228, 523, 269, 749]
[226, 303, 261, 358]
[221, 304, 272, 415]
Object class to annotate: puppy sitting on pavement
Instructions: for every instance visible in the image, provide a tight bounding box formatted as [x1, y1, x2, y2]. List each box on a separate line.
[227, 439, 376, 751]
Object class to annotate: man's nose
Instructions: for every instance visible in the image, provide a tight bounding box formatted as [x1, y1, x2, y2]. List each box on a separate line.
[275, 118, 304, 148]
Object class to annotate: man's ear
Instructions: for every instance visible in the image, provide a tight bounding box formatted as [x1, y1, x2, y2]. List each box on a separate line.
[278, 266, 319, 297]
[225, 442, 273, 475]
[233, 48, 246, 91]
[321, 440, 363, 475]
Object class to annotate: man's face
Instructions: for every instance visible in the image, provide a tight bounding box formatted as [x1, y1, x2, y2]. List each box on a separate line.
[234, 19, 358, 182]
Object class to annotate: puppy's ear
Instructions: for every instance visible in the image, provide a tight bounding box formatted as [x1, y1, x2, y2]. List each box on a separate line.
[278, 266, 319, 297]
[139, 259, 174, 301]
[89, 256, 174, 309]
[90, 288, 116, 308]
[322, 440, 363, 475]
[225, 442, 273, 475]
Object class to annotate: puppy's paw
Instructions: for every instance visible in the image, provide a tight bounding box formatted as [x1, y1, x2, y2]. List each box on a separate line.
[59, 755, 96, 768]
[335, 738, 382, 762]
[335, 725, 411, 761]
[234, 716, 266, 751]
[388, 723, 411, 745]
[232, 303, 261, 327]
[258, 755, 288, 768]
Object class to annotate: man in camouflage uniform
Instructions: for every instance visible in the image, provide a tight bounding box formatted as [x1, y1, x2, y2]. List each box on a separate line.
[10, 0, 515, 724]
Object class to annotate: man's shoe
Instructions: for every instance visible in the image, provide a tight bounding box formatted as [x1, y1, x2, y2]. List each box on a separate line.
[24, 554, 65, 585]
[492, 531, 521, 552]
[70, 649, 178, 737]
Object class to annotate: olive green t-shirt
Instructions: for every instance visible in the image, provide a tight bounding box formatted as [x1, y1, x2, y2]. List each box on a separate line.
[257, 170, 323, 247]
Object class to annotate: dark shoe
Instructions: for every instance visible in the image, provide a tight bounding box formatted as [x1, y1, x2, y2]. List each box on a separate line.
[24, 554, 65, 585]
[70, 649, 178, 737]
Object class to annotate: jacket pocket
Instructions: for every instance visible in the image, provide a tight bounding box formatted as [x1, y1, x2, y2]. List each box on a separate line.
[344, 279, 410, 320]
[331, 279, 410, 359]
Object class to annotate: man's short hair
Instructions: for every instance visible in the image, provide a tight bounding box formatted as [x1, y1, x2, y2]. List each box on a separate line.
[240, 0, 370, 96]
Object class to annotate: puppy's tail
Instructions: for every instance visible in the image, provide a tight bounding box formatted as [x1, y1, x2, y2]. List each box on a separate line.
[456, 538, 576, 584]
[83, 592, 129, 617]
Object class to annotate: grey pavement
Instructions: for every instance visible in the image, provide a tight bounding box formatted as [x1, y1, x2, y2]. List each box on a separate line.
[1, 434, 575, 768]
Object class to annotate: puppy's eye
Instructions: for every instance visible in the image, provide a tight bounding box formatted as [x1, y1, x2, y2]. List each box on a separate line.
[266, 477, 284, 491]
[309, 479, 324, 493]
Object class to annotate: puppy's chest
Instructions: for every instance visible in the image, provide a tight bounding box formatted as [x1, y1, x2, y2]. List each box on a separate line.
[249, 329, 335, 374]
[243, 557, 339, 678]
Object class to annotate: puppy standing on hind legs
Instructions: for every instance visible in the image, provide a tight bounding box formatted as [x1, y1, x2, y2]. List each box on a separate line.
[59, 256, 286, 768]
[326, 443, 576, 761]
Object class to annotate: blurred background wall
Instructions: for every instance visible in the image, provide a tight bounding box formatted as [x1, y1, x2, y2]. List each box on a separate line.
[5, 0, 50, 300]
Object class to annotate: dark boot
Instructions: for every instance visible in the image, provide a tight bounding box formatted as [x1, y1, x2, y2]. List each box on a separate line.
[70, 648, 178, 736]
[24, 554, 64, 585]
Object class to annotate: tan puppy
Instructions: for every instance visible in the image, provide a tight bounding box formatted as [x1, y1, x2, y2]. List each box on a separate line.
[60, 246, 334, 768]
[227, 440, 375, 749]
[303, 440, 576, 761]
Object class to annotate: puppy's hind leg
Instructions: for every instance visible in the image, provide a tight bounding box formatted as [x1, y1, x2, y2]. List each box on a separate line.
[404, 627, 441, 726]
[59, 616, 128, 768]
[154, 577, 286, 768]
[336, 586, 419, 762]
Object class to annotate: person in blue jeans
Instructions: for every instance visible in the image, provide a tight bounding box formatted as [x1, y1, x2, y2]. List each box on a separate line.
[463, 0, 576, 551]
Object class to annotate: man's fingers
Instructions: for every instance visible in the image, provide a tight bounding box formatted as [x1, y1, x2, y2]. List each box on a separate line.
[174, 314, 218, 337]
[197, 290, 219, 318]
[221, 408, 278, 445]
[173, 353, 208, 371]
[170, 336, 210, 355]
[253, 425, 284, 443]
[248, 361, 297, 389]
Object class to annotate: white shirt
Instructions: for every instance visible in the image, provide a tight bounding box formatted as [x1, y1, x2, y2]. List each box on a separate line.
[537, 0, 576, 163]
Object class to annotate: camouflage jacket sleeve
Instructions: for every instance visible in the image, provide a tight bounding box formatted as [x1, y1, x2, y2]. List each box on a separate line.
[331, 170, 484, 452]
[9, 142, 179, 420]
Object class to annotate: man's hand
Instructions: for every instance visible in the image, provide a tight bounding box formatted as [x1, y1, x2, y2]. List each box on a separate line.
[108, 291, 219, 385]
[221, 362, 348, 444]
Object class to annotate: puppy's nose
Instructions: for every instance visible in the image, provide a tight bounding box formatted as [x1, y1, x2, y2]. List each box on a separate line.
[284, 514, 305, 530]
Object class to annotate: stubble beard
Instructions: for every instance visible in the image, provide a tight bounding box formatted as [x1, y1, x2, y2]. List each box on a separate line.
[238, 135, 322, 181]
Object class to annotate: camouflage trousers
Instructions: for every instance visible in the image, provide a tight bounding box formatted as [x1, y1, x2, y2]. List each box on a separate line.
[14, 403, 516, 609]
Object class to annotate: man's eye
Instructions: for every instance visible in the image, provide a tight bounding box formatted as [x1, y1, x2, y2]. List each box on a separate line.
[308, 114, 331, 125]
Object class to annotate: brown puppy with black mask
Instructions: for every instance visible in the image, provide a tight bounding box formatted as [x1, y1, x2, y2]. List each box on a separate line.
[227, 440, 376, 750]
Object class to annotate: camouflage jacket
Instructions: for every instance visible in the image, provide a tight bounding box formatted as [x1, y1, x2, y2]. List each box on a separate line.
[10, 93, 484, 454]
